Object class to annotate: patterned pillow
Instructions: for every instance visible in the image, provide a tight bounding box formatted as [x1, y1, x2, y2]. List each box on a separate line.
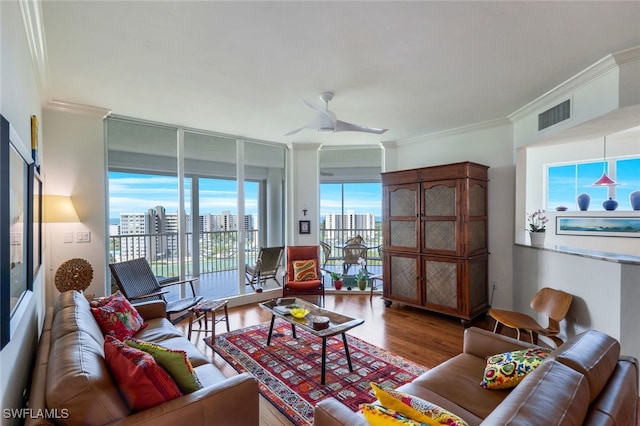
[91, 291, 147, 340]
[481, 347, 553, 389]
[293, 259, 318, 281]
[371, 383, 469, 426]
[125, 337, 202, 394]
[104, 335, 182, 411]
[90, 290, 122, 307]
[361, 404, 422, 426]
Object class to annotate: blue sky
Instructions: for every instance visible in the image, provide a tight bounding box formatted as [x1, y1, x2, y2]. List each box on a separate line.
[109, 171, 382, 221]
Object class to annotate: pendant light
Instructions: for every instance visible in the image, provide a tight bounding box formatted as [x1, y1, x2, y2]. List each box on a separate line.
[591, 136, 618, 186]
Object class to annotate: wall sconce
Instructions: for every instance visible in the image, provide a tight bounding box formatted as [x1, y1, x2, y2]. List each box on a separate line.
[44, 195, 80, 223]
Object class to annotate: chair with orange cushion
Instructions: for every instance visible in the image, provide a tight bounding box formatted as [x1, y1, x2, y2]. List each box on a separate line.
[283, 246, 325, 306]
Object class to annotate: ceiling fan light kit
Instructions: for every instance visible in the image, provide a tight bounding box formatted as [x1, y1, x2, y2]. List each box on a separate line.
[286, 91, 388, 136]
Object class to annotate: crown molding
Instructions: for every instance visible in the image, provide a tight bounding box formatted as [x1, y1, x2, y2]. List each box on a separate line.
[509, 45, 640, 123]
[45, 100, 112, 118]
[397, 117, 511, 146]
[19, 0, 50, 100]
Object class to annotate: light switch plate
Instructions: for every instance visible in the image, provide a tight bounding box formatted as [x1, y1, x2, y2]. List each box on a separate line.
[76, 231, 91, 243]
[63, 231, 74, 243]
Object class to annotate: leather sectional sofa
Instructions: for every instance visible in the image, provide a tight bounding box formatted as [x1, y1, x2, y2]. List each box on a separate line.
[315, 327, 638, 425]
[26, 290, 259, 425]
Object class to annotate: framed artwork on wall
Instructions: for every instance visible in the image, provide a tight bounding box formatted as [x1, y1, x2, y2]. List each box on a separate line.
[556, 216, 640, 238]
[0, 115, 35, 349]
[299, 220, 310, 234]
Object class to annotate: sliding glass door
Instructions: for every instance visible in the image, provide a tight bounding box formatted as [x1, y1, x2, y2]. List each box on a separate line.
[107, 117, 286, 300]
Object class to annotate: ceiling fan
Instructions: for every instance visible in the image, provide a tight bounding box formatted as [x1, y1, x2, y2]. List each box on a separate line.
[285, 92, 388, 136]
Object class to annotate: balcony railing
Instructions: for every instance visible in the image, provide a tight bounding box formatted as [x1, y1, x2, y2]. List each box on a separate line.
[109, 227, 382, 279]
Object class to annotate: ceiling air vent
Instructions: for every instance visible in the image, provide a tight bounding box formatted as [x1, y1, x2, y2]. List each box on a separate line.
[538, 99, 570, 131]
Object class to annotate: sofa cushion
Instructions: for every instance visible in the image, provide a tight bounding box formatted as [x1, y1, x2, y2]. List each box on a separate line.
[46, 330, 129, 425]
[407, 353, 510, 420]
[91, 292, 147, 340]
[551, 330, 620, 403]
[125, 337, 202, 394]
[483, 359, 590, 425]
[371, 383, 469, 426]
[134, 320, 210, 367]
[104, 335, 182, 411]
[293, 259, 318, 281]
[361, 404, 422, 425]
[481, 347, 552, 389]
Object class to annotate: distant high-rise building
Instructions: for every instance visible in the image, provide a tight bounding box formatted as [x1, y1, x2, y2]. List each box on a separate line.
[323, 210, 376, 242]
[114, 206, 256, 262]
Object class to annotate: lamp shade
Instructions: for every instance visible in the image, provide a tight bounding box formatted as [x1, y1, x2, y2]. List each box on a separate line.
[44, 195, 80, 223]
[592, 172, 617, 186]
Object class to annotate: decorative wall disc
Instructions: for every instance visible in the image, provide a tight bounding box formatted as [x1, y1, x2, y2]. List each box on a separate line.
[55, 258, 94, 293]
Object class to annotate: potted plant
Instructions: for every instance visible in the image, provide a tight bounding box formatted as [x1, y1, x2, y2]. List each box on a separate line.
[527, 209, 548, 246]
[355, 258, 368, 291]
[329, 271, 343, 290]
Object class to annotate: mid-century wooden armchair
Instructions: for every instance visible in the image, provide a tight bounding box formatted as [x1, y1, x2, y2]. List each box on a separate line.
[489, 287, 573, 347]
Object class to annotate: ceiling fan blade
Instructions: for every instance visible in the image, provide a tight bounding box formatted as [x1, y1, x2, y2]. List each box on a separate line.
[284, 127, 304, 136]
[285, 114, 334, 136]
[304, 99, 337, 128]
[335, 120, 388, 134]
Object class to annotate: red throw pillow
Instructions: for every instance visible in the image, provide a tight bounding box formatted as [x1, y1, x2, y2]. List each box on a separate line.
[104, 335, 182, 412]
[91, 291, 147, 340]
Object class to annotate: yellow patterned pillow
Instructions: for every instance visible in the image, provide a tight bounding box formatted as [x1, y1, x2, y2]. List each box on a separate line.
[292, 259, 318, 281]
[481, 347, 552, 389]
[361, 404, 422, 426]
[371, 383, 469, 426]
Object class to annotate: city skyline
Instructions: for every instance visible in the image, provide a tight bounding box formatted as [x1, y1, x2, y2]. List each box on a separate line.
[109, 171, 383, 222]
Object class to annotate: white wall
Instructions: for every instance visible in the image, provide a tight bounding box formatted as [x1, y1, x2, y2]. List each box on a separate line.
[42, 108, 109, 304]
[0, 1, 45, 422]
[513, 245, 640, 362]
[289, 143, 321, 246]
[393, 121, 515, 310]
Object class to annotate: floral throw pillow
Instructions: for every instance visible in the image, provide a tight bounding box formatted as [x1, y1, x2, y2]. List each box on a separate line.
[361, 404, 422, 426]
[371, 383, 469, 426]
[91, 291, 147, 340]
[104, 335, 182, 412]
[481, 347, 552, 389]
[293, 259, 318, 281]
[125, 337, 202, 394]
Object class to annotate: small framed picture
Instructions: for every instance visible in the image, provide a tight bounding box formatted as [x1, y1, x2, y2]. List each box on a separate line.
[299, 220, 310, 234]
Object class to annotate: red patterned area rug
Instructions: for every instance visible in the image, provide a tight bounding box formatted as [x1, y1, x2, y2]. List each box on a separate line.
[205, 319, 428, 426]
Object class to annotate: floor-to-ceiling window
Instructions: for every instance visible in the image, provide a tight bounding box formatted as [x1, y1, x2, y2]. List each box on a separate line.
[319, 146, 382, 273]
[106, 117, 286, 300]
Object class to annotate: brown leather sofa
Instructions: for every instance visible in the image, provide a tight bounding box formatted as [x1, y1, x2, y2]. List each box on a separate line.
[26, 290, 259, 426]
[315, 327, 638, 426]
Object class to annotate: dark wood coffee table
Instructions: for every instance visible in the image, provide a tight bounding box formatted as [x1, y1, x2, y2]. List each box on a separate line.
[259, 298, 364, 384]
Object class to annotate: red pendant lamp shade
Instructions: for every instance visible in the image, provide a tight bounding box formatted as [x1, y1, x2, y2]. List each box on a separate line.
[591, 136, 618, 186]
[592, 171, 617, 186]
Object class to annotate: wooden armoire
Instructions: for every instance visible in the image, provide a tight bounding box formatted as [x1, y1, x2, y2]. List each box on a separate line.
[381, 162, 489, 324]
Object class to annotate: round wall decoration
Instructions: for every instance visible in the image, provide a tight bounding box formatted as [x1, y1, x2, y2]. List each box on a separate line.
[55, 258, 94, 293]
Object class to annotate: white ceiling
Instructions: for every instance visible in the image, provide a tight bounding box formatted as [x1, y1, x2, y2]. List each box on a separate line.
[39, 1, 640, 146]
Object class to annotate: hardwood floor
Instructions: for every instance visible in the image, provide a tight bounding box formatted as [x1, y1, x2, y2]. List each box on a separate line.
[176, 294, 496, 426]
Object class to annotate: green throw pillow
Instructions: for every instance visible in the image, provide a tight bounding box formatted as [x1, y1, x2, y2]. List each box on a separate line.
[125, 337, 202, 394]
